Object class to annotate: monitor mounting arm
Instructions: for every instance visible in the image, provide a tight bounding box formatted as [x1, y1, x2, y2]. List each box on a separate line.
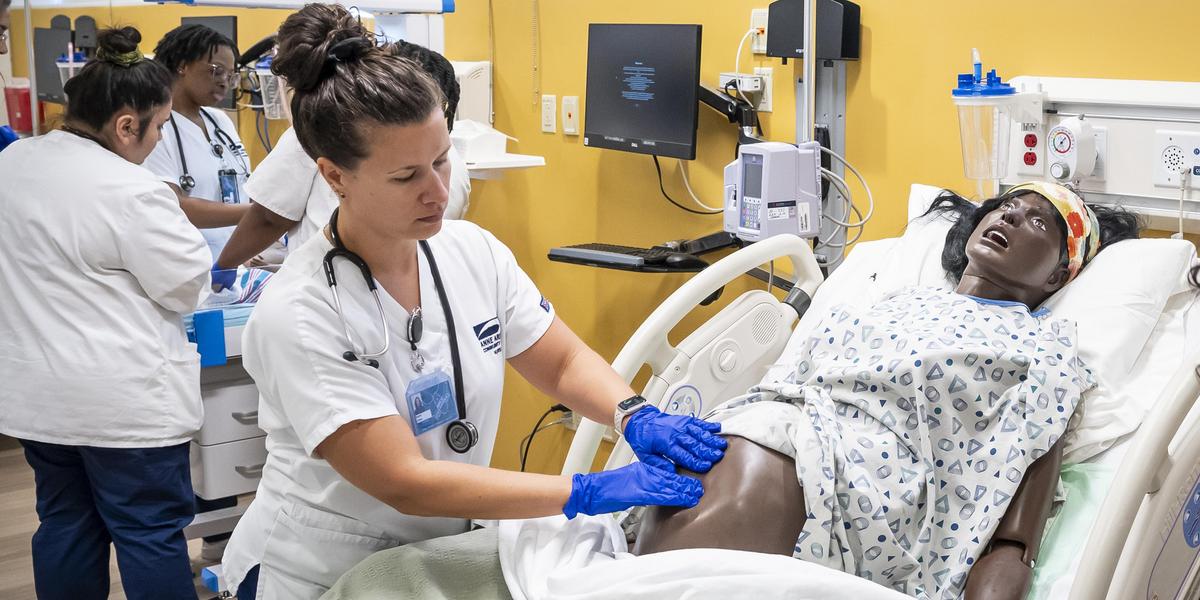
[699, 84, 763, 145]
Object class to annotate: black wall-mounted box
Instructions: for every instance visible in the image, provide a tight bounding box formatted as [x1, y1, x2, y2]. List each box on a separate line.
[766, 0, 861, 62]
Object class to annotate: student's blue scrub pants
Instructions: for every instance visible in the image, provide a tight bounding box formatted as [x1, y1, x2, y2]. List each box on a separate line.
[20, 440, 198, 600]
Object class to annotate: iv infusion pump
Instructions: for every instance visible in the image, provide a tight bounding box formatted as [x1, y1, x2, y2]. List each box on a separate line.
[723, 141, 823, 243]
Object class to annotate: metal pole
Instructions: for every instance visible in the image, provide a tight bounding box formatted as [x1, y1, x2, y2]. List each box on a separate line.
[801, 0, 816, 142]
[22, 0, 38, 135]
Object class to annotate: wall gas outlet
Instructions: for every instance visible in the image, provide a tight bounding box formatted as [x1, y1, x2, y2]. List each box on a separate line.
[1154, 129, 1200, 188]
[754, 67, 773, 113]
[1089, 126, 1107, 182]
[541, 94, 557, 133]
[750, 9, 769, 54]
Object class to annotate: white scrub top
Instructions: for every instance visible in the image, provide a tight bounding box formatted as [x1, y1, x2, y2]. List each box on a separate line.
[0, 131, 212, 448]
[244, 126, 472, 255]
[143, 107, 251, 258]
[222, 220, 553, 598]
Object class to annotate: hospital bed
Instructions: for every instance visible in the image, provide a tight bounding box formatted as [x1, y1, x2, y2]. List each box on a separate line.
[320, 184, 1200, 599]
[548, 184, 1200, 600]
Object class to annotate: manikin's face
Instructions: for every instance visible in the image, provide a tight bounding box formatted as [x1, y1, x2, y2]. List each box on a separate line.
[963, 193, 1071, 298]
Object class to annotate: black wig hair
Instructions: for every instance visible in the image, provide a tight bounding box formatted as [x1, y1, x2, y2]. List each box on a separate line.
[923, 187, 1143, 283]
[152, 24, 239, 75]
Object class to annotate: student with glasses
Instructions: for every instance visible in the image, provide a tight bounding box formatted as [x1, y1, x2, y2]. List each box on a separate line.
[145, 24, 253, 268]
[143, 22, 253, 563]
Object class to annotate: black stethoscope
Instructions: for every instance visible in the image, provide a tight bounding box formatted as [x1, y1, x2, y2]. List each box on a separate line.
[321, 207, 478, 454]
[171, 110, 248, 193]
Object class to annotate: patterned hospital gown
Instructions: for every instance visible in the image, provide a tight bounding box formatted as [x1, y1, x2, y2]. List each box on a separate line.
[706, 287, 1093, 599]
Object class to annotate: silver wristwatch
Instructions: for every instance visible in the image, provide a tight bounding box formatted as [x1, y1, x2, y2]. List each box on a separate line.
[613, 395, 651, 434]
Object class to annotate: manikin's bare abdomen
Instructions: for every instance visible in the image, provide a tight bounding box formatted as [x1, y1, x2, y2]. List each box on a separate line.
[633, 436, 806, 556]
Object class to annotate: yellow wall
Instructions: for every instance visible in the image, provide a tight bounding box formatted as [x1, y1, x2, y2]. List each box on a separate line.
[10, 0, 1199, 474]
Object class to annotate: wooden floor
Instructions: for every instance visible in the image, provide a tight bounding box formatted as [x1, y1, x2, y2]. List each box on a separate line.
[0, 444, 218, 600]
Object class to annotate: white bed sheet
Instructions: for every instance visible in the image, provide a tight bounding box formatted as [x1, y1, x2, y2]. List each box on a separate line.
[498, 515, 911, 600]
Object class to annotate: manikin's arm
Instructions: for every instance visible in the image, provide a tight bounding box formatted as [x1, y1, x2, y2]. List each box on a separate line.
[964, 439, 1064, 600]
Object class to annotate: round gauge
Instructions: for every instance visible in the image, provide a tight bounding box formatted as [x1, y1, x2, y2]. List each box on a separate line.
[1050, 129, 1073, 154]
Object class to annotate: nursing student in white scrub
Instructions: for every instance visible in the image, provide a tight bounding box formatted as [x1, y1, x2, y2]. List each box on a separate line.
[222, 6, 728, 599]
[143, 24, 252, 270]
[213, 34, 472, 280]
[0, 27, 210, 600]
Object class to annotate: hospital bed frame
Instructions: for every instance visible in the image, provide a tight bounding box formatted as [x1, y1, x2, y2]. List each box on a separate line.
[559, 234, 1200, 600]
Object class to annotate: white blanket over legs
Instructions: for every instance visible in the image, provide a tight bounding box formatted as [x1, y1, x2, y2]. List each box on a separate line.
[498, 516, 911, 600]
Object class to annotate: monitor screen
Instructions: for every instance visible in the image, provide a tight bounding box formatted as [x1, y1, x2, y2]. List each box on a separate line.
[583, 24, 702, 160]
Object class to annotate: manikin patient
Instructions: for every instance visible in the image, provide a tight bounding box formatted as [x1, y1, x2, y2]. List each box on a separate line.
[632, 182, 1142, 600]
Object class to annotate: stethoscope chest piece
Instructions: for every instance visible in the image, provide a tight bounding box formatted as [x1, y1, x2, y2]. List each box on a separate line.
[446, 420, 479, 454]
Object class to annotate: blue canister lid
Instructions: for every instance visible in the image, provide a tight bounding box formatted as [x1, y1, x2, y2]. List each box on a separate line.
[255, 54, 273, 69]
[952, 68, 1016, 97]
[56, 51, 88, 63]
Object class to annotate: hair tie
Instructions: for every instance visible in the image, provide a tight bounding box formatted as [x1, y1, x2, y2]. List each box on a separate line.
[96, 47, 144, 68]
[320, 37, 372, 81]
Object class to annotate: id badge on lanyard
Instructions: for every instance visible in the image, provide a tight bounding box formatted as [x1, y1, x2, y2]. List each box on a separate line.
[405, 370, 460, 436]
[218, 168, 241, 205]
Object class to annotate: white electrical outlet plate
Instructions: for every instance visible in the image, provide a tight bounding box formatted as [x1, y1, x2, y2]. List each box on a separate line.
[1154, 129, 1200, 187]
[561, 96, 579, 135]
[1014, 125, 1044, 177]
[1089, 126, 1107, 182]
[541, 94, 557, 133]
[754, 66, 773, 113]
[750, 8, 769, 54]
[718, 72, 763, 93]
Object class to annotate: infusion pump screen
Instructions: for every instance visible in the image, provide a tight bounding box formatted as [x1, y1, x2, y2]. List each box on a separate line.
[742, 154, 764, 199]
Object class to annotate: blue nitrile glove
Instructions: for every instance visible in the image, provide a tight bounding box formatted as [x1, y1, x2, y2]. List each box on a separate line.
[622, 406, 728, 473]
[0, 126, 18, 152]
[562, 456, 703, 519]
[211, 262, 237, 292]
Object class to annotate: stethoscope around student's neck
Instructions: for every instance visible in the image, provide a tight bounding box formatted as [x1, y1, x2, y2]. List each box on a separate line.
[171, 110, 245, 193]
[322, 207, 478, 454]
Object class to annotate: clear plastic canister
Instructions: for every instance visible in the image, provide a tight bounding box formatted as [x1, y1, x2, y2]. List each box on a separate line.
[953, 94, 1015, 181]
[256, 67, 285, 121]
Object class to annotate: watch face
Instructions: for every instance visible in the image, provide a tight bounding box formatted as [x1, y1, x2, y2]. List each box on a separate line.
[618, 396, 645, 411]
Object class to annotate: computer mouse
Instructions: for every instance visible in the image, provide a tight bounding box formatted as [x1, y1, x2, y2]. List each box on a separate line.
[663, 252, 708, 270]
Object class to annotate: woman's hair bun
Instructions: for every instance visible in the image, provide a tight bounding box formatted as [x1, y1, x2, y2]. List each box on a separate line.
[96, 26, 142, 56]
[273, 3, 370, 93]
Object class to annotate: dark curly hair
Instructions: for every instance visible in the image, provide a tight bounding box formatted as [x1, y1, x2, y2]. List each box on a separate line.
[153, 24, 239, 76]
[923, 187, 1144, 283]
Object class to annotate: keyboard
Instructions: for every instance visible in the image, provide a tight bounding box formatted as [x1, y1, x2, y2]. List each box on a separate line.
[549, 243, 674, 267]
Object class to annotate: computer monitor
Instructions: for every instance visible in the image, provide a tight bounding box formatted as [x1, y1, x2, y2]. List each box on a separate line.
[583, 24, 702, 160]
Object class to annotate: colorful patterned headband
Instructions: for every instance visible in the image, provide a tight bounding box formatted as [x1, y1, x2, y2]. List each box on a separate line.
[1005, 181, 1100, 281]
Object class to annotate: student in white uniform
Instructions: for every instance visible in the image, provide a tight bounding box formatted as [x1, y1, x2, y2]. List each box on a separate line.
[213, 32, 472, 280]
[144, 24, 251, 278]
[222, 7, 727, 599]
[0, 27, 211, 600]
